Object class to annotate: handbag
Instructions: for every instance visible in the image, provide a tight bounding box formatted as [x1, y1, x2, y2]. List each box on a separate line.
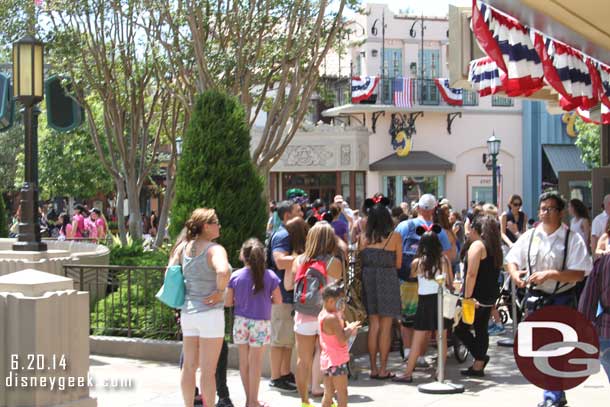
[156, 265, 185, 308]
[443, 289, 460, 320]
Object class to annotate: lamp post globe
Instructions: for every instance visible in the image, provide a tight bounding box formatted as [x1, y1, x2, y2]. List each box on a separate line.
[487, 133, 501, 207]
[12, 34, 47, 252]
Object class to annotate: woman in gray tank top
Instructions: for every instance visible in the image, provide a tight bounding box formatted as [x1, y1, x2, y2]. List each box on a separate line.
[168, 208, 230, 407]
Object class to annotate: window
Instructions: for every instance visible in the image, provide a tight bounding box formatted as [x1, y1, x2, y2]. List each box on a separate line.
[383, 175, 442, 206]
[418, 49, 440, 105]
[355, 172, 365, 210]
[492, 95, 513, 106]
[341, 172, 350, 204]
[381, 48, 402, 103]
[462, 90, 478, 106]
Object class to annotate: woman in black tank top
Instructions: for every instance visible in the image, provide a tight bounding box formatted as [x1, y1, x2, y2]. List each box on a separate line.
[501, 194, 528, 246]
[455, 215, 503, 377]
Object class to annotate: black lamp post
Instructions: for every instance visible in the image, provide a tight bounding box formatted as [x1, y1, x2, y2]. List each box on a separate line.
[487, 133, 501, 207]
[12, 34, 46, 251]
[410, 14, 426, 103]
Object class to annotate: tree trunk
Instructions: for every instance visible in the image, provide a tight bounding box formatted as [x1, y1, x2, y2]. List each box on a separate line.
[115, 180, 128, 246]
[125, 176, 143, 240]
[153, 172, 176, 249]
[259, 165, 272, 205]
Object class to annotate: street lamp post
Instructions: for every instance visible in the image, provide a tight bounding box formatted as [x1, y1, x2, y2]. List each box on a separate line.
[410, 14, 426, 104]
[12, 35, 46, 252]
[487, 133, 501, 207]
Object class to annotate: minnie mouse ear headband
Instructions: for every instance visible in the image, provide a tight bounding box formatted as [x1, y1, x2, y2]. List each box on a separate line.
[364, 195, 391, 210]
[415, 223, 442, 236]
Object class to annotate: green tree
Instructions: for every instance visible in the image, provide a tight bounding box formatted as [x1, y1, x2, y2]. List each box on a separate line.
[38, 102, 114, 200]
[170, 91, 267, 265]
[0, 193, 8, 237]
[574, 117, 601, 169]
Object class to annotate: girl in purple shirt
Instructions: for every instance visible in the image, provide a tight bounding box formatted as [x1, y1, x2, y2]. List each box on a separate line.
[226, 238, 282, 407]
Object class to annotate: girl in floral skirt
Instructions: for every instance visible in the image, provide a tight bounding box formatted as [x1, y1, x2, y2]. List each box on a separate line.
[226, 239, 282, 407]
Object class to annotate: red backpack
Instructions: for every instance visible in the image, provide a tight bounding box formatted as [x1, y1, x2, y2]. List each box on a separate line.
[294, 258, 329, 316]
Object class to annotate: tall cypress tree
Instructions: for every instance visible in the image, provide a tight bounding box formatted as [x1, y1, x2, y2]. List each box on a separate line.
[170, 91, 267, 266]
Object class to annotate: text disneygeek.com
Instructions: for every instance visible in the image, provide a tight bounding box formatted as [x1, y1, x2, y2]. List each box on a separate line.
[5, 372, 134, 391]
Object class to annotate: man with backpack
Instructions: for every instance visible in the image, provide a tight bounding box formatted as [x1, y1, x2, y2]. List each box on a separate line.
[394, 194, 452, 366]
[506, 192, 592, 407]
[267, 200, 303, 392]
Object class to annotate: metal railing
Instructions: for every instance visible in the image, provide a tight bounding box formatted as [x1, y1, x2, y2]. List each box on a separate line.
[63, 264, 180, 340]
[356, 78, 479, 107]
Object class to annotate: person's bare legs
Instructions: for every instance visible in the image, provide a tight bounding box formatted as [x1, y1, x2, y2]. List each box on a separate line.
[180, 337, 198, 407]
[332, 374, 349, 407]
[270, 346, 284, 380]
[378, 316, 394, 376]
[321, 375, 335, 407]
[238, 345, 250, 403]
[281, 347, 293, 376]
[199, 337, 223, 407]
[311, 341, 324, 395]
[367, 315, 380, 376]
[400, 330, 431, 378]
[295, 333, 317, 404]
[248, 346, 265, 407]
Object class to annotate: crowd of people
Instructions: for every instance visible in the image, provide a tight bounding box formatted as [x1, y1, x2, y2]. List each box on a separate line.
[169, 190, 610, 407]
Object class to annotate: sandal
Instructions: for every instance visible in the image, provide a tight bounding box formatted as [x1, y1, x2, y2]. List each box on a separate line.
[391, 375, 413, 383]
[374, 372, 396, 380]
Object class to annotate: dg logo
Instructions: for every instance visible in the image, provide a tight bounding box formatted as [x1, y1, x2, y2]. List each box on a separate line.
[514, 305, 600, 390]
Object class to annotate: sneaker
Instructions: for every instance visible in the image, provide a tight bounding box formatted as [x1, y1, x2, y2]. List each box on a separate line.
[269, 378, 297, 392]
[488, 323, 505, 335]
[216, 397, 234, 407]
[416, 357, 429, 368]
[281, 372, 296, 386]
[194, 387, 203, 406]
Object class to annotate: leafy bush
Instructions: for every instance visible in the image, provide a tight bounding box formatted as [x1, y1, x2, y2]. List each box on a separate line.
[170, 90, 267, 266]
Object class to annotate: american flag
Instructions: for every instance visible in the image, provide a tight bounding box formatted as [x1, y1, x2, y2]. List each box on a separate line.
[394, 77, 414, 108]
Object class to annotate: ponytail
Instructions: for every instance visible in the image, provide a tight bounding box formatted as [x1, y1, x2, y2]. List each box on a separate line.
[241, 238, 266, 294]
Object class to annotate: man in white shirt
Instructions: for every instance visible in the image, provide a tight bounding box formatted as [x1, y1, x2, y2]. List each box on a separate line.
[506, 192, 593, 407]
[591, 194, 610, 253]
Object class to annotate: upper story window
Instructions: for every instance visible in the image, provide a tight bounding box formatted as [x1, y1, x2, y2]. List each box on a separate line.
[462, 90, 478, 106]
[492, 95, 514, 107]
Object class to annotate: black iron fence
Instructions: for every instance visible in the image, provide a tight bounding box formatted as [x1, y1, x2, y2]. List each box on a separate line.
[63, 264, 180, 340]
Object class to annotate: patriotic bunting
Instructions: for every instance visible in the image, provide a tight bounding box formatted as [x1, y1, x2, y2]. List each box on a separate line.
[471, 1, 543, 97]
[468, 56, 504, 96]
[351, 76, 379, 103]
[434, 78, 463, 106]
[469, 0, 610, 124]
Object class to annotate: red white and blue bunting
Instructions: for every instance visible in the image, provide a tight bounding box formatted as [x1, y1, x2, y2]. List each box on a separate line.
[470, 0, 610, 124]
[351, 76, 379, 103]
[468, 56, 504, 96]
[434, 78, 463, 106]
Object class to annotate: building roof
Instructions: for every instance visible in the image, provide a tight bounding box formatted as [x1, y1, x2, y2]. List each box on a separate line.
[542, 144, 588, 177]
[369, 151, 454, 172]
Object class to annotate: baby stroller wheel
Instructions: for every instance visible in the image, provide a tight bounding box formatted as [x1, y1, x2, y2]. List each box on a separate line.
[453, 337, 468, 363]
[499, 308, 509, 325]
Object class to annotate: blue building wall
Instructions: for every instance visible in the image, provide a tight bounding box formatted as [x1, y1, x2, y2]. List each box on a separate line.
[521, 101, 576, 217]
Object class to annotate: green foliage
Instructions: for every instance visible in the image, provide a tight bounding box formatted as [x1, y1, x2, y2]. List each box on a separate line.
[171, 91, 267, 266]
[574, 117, 601, 169]
[38, 102, 113, 200]
[0, 114, 22, 192]
[0, 193, 7, 237]
[91, 240, 177, 339]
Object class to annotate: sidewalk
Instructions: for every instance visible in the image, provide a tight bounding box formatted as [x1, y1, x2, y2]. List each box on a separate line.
[90, 332, 609, 407]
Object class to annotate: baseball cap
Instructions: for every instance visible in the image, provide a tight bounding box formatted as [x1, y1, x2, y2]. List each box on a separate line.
[439, 198, 451, 207]
[417, 194, 437, 211]
[334, 195, 344, 204]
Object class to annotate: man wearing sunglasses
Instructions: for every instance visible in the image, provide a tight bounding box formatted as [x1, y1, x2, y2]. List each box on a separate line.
[506, 191, 592, 407]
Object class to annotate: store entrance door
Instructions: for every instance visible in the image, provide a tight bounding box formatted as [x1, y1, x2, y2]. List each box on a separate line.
[282, 172, 337, 204]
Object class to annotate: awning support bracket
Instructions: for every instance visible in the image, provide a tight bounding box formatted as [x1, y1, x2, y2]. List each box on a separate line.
[371, 111, 385, 133]
[446, 112, 462, 134]
[405, 111, 424, 136]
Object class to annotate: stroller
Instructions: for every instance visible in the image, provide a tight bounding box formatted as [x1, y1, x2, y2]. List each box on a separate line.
[495, 274, 526, 325]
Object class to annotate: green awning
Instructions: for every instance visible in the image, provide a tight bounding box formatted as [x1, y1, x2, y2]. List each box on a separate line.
[369, 151, 454, 172]
[542, 145, 588, 177]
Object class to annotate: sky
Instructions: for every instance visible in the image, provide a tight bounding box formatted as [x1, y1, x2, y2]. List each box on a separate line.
[345, 0, 472, 17]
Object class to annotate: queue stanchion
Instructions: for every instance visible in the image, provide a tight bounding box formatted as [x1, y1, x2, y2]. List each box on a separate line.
[418, 274, 465, 395]
[497, 277, 518, 347]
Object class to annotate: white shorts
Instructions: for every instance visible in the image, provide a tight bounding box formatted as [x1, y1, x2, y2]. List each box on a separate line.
[293, 311, 319, 336]
[180, 308, 225, 338]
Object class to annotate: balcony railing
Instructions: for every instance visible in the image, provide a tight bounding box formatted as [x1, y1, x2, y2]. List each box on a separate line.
[354, 78, 479, 107]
